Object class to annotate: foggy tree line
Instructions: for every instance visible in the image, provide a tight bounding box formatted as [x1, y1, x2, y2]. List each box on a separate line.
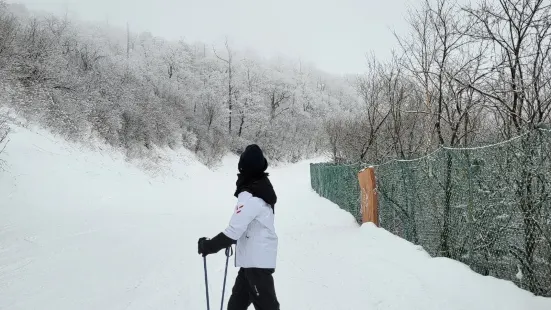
[326, 0, 551, 164]
[0, 1, 359, 166]
[0, 0, 549, 167]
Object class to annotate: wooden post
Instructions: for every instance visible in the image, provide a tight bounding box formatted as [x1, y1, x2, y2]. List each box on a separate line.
[358, 166, 379, 226]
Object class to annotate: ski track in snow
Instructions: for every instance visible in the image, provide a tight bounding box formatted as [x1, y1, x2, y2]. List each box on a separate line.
[1, 125, 550, 310]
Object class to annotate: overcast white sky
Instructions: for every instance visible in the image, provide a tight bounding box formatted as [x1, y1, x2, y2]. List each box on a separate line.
[11, 0, 420, 75]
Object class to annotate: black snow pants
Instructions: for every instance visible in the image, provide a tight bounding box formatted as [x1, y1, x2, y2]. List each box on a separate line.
[227, 268, 280, 310]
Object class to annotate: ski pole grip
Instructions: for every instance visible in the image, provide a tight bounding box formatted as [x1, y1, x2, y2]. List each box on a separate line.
[225, 246, 233, 257]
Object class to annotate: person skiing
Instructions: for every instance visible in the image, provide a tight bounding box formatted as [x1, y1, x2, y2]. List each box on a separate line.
[197, 144, 280, 310]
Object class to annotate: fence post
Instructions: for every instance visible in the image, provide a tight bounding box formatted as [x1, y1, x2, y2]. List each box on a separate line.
[358, 166, 379, 226]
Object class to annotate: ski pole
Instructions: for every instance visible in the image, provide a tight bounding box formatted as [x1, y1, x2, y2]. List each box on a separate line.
[203, 256, 210, 310]
[220, 246, 233, 310]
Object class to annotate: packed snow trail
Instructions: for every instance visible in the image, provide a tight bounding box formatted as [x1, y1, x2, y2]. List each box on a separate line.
[1, 125, 550, 310]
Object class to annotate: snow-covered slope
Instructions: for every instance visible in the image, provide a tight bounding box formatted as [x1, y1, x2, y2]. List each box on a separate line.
[1, 125, 550, 310]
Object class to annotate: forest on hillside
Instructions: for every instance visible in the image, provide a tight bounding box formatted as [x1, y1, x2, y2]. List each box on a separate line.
[0, 1, 360, 166]
[0, 0, 550, 167]
[324, 0, 551, 164]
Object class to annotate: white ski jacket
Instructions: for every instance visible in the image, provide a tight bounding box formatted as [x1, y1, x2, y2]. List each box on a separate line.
[223, 191, 278, 269]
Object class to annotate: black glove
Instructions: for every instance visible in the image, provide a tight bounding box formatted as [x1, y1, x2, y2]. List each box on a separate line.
[198, 233, 236, 257]
[198, 237, 209, 257]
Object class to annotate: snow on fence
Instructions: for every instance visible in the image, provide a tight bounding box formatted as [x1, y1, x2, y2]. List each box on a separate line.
[310, 128, 551, 297]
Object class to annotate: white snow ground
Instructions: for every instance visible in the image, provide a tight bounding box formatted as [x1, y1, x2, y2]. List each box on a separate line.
[1, 124, 550, 310]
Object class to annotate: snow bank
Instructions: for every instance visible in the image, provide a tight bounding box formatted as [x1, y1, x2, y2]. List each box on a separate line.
[0, 124, 549, 310]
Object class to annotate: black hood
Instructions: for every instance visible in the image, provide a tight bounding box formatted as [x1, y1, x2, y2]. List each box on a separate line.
[235, 144, 276, 211]
[238, 144, 268, 177]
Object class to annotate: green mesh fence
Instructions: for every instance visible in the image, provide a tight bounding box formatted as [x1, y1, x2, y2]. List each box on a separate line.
[310, 129, 551, 297]
[310, 163, 364, 224]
